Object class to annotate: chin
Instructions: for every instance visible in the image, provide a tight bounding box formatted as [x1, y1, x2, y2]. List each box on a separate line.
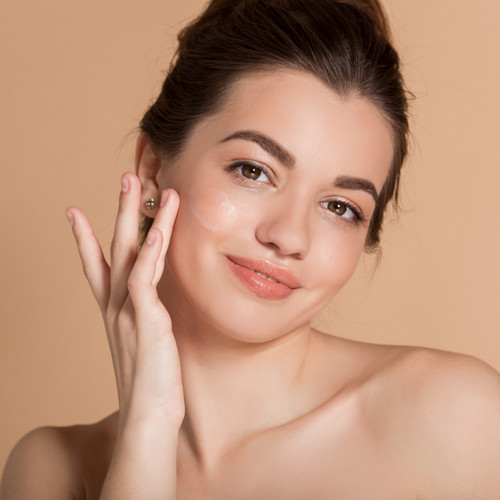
[163, 257, 333, 346]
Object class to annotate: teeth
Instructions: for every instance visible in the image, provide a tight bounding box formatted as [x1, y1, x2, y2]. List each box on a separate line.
[255, 271, 279, 284]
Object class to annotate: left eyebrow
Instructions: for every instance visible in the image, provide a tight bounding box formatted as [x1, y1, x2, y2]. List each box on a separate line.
[333, 175, 379, 205]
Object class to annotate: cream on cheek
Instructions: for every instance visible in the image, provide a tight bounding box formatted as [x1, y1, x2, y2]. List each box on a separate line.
[187, 188, 237, 232]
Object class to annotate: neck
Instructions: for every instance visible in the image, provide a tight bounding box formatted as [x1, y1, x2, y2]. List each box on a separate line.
[161, 282, 321, 470]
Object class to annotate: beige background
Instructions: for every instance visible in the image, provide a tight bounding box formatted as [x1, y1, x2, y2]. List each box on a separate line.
[1, 0, 499, 473]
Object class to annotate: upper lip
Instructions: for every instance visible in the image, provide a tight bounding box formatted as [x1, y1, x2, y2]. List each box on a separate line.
[226, 255, 302, 289]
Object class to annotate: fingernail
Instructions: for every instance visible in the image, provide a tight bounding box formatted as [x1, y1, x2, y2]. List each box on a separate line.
[146, 231, 156, 245]
[65, 211, 74, 226]
[121, 176, 129, 193]
[160, 190, 169, 208]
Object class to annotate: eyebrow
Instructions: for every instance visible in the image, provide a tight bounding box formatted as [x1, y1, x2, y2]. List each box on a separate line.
[219, 130, 296, 169]
[220, 130, 379, 204]
[333, 176, 379, 205]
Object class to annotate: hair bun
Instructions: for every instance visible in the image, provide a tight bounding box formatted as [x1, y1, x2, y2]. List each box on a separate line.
[336, 0, 392, 41]
[184, 0, 392, 43]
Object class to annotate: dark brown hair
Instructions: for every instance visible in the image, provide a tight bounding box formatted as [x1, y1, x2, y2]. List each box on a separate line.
[139, 0, 409, 251]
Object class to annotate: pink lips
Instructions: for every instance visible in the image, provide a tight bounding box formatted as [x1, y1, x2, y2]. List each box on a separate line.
[226, 255, 301, 300]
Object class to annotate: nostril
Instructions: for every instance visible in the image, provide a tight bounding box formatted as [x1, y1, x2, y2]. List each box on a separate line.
[254, 201, 311, 258]
[255, 223, 310, 259]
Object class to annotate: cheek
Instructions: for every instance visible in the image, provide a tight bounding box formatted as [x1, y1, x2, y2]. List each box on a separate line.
[311, 230, 365, 297]
[185, 188, 238, 232]
[183, 186, 267, 237]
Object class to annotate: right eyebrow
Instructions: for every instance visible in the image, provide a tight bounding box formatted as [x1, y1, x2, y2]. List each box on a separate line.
[219, 130, 296, 170]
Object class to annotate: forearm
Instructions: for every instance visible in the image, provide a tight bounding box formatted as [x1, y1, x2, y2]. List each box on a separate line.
[68, 182, 184, 499]
[99, 416, 180, 500]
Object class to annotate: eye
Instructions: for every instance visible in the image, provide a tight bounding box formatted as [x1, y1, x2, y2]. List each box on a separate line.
[327, 201, 354, 218]
[321, 199, 363, 223]
[232, 162, 271, 183]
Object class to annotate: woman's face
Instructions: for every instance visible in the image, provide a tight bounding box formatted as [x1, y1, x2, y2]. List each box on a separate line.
[158, 70, 393, 342]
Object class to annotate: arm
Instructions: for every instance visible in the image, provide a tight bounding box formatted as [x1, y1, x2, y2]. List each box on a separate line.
[72, 173, 182, 499]
[99, 417, 180, 499]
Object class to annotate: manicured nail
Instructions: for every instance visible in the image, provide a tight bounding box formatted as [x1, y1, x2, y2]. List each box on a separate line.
[146, 231, 156, 245]
[121, 176, 129, 193]
[160, 190, 169, 208]
[65, 211, 74, 226]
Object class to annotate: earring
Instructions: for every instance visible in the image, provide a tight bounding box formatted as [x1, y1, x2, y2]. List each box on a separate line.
[145, 198, 156, 210]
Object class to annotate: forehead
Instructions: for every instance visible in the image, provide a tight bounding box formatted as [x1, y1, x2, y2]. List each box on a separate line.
[188, 70, 394, 191]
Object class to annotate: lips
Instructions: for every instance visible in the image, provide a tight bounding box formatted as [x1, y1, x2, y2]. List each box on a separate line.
[226, 255, 301, 300]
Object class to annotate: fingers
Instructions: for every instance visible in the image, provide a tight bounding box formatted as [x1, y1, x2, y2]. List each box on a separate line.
[127, 189, 180, 311]
[67, 173, 180, 321]
[126, 227, 164, 312]
[108, 173, 142, 312]
[150, 189, 180, 285]
[66, 207, 111, 311]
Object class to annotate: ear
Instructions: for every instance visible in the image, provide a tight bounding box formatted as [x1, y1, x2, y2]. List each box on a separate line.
[135, 134, 162, 217]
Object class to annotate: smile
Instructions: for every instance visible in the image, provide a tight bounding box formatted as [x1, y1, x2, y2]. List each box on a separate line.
[225, 255, 301, 300]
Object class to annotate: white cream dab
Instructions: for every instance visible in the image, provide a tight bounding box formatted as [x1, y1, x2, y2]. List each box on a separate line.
[189, 190, 235, 232]
[218, 191, 236, 212]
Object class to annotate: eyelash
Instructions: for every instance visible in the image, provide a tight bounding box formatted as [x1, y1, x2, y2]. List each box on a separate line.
[228, 161, 274, 185]
[228, 161, 367, 227]
[320, 199, 366, 227]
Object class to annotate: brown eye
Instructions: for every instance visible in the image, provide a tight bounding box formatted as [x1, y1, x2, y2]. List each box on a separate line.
[241, 164, 262, 180]
[233, 163, 270, 183]
[327, 201, 347, 216]
[322, 200, 362, 223]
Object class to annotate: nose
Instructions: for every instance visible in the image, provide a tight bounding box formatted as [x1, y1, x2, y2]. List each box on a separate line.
[255, 195, 311, 259]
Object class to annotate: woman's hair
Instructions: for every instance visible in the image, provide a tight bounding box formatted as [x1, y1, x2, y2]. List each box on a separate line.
[139, 0, 409, 251]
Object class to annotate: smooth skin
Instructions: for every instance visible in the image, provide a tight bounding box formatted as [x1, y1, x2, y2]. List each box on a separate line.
[2, 70, 500, 500]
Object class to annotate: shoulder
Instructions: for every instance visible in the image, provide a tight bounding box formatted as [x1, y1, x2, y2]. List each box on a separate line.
[0, 425, 83, 499]
[0, 413, 118, 500]
[367, 347, 500, 498]
[378, 347, 500, 423]
[366, 345, 500, 407]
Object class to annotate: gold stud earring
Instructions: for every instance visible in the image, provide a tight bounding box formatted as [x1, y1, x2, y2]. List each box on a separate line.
[145, 198, 156, 210]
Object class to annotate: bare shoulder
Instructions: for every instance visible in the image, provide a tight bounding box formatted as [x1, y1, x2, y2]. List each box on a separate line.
[0, 412, 118, 500]
[362, 343, 500, 406]
[0, 425, 83, 500]
[375, 346, 500, 428]
[366, 346, 500, 497]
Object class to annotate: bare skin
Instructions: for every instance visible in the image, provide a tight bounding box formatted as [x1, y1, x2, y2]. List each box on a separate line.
[2, 70, 500, 500]
[4, 339, 500, 499]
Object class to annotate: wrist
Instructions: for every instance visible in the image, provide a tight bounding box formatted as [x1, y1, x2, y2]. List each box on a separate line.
[120, 400, 184, 428]
[117, 409, 182, 443]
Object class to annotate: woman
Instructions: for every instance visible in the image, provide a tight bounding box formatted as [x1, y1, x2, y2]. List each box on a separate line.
[2, 0, 500, 498]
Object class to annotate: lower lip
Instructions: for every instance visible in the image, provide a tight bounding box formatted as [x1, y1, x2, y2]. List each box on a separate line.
[226, 257, 295, 300]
